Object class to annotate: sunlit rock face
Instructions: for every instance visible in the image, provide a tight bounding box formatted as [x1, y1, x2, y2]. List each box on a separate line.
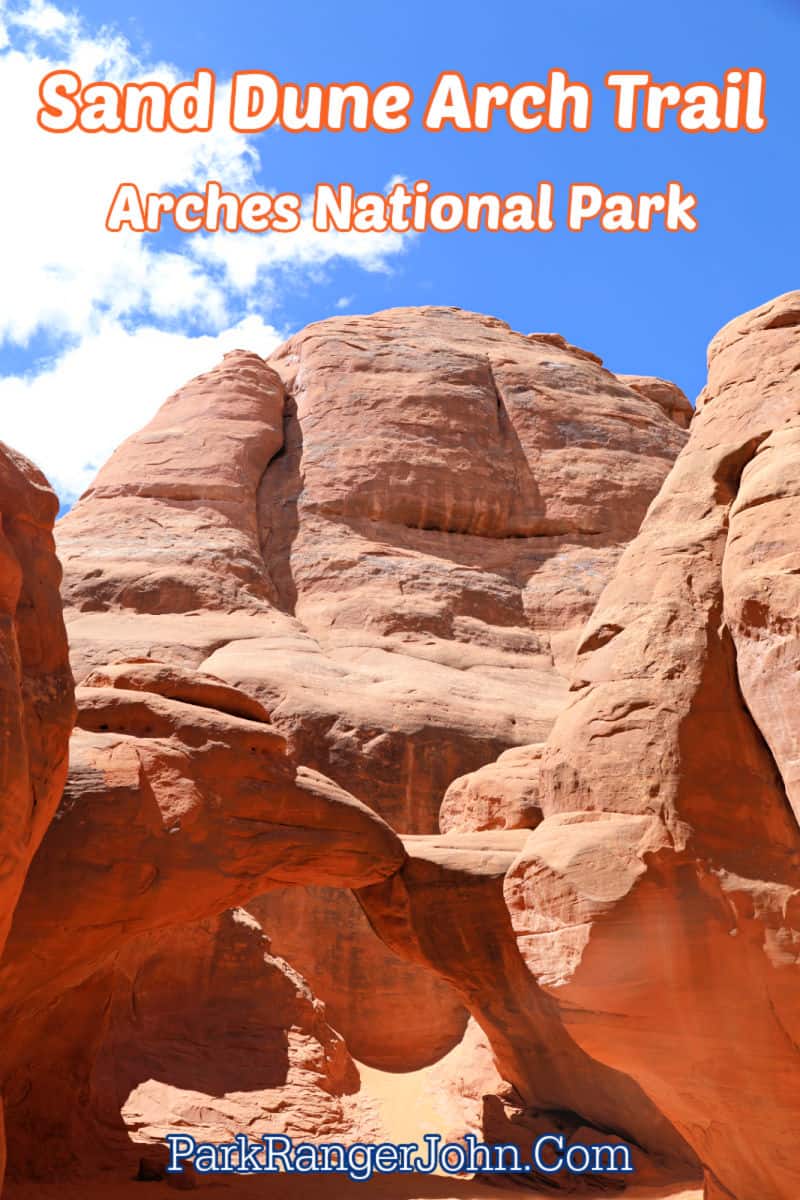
[54, 307, 688, 1072]
[503, 292, 800, 1200]
[0, 442, 74, 1192]
[0, 443, 73, 951]
[1, 303, 729, 1195]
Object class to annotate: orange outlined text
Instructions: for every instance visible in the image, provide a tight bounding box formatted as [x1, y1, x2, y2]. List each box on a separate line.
[105, 180, 699, 235]
[39, 67, 767, 134]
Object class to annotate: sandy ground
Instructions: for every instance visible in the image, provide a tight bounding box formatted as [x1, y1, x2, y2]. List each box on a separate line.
[356, 1057, 460, 1162]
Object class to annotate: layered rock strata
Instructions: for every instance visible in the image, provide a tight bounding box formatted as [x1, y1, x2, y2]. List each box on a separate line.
[55, 307, 689, 1069]
[502, 292, 800, 1200]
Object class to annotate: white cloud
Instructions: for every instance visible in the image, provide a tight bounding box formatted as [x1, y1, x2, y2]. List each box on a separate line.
[189, 213, 402, 292]
[335, 295, 354, 310]
[0, 1, 410, 503]
[0, 7, 257, 343]
[0, 315, 284, 501]
[0, 3, 406, 342]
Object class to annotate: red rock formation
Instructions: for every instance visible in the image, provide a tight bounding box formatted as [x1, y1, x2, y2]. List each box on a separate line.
[0, 675, 403, 1024]
[55, 307, 689, 1070]
[0, 672, 403, 1181]
[60, 349, 283, 615]
[59, 312, 688, 824]
[3, 908, 373, 1182]
[116, 910, 365, 1147]
[617, 374, 694, 429]
[0, 444, 74, 1191]
[502, 292, 800, 1200]
[439, 743, 545, 834]
[246, 886, 469, 1072]
[6, 295, 795, 1200]
[357, 831, 694, 1182]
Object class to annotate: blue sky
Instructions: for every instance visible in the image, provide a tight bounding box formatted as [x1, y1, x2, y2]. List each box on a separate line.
[0, 0, 798, 501]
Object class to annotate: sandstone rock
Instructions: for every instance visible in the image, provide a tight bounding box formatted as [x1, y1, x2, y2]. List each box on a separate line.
[503, 292, 800, 1200]
[0, 670, 403, 1181]
[59, 350, 284, 615]
[3, 908, 374, 1181]
[117, 910, 363, 1146]
[57, 309, 689, 809]
[246, 886, 469, 1071]
[0, 678, 404, 1034]
[439, 743, 545, 834]
[421, 1017, 510, 1143]
[0, 443, 74, 950]
[81, 660, 271, 723]
[0, 443, 73, 1196]
[617, 374, 693, 428]
[54, 307, 688, 1069]
[357, 831, 694, 1175]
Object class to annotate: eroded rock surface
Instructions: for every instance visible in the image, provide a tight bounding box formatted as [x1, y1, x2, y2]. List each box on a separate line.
[503, 292, 800, 1200]
[246, 886, 469, 1072]
[3, 908, 373, 1182]
[0, 677, 403, 1028]
[617, 374, 693, 429]
[11, 298, 781, 1198]
[358, 831, 694, 1185]
[55, 307, 688, 1069]
[0, 672, 402, 1181]
[0, 444, 74, 1193]
[439, 743, 545, 834]
[59, 312, 688, 825]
